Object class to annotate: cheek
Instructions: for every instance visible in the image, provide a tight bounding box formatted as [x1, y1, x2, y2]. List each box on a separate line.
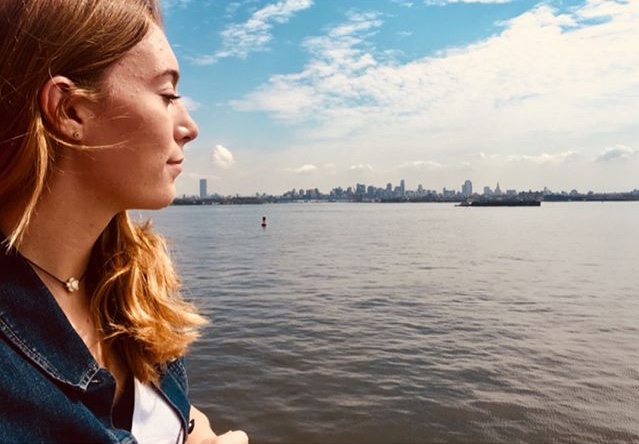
[85, 100, 176, 173]
[92, 95, 172, 142]
[127, 110, 176, 150]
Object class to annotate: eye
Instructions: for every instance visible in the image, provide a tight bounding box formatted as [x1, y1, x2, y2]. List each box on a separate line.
[161, 93, 181, 105]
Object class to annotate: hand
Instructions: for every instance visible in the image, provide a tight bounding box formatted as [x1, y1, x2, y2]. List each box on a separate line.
[204, 430, 249, 444]
[187, 406, 249, 444]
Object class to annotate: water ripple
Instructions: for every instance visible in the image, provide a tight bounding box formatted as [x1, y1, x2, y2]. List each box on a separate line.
[142, 203, 639, 443]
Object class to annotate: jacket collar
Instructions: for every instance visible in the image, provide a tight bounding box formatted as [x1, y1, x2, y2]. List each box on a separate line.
[0, 245, 100, 390]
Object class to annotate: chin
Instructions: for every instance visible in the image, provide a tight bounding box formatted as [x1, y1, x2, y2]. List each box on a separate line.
[132, 188, 176, 210]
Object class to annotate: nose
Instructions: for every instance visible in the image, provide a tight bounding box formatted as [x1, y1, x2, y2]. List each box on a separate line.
[176, 104, 199, 144]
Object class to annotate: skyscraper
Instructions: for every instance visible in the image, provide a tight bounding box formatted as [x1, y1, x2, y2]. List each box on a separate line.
[462, 180, 473, 197]
[199, 179, 207, 199]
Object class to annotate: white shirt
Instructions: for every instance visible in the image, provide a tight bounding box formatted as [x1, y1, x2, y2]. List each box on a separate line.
[130, 378, 184, 444]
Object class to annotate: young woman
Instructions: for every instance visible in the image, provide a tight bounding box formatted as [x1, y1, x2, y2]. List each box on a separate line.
[0, 1, 248, 443]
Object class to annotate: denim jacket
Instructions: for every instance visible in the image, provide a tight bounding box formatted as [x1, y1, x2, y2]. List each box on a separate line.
[0, 246, 191, 443]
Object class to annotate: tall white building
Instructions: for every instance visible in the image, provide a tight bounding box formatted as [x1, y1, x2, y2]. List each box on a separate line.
[462, 180, 473, 197]
[199, 179, 207, 199]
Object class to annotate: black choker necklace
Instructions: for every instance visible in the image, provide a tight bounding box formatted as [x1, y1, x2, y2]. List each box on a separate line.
[23, 257, 87, 293]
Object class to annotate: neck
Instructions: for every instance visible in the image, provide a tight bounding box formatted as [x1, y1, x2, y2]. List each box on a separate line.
[0, 176, 119, 284]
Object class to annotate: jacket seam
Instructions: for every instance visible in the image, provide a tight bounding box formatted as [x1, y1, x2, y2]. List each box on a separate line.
[0, 315, 97, 389]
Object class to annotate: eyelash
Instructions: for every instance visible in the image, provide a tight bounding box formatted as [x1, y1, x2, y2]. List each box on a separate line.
[162, 94, 181, 104]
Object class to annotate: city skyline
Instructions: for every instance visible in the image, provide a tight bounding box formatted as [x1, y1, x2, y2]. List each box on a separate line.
[162, 0, 638, 196]
[192, 177, 638, 200]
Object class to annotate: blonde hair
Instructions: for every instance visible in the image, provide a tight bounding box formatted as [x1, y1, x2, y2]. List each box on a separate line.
[0, 0, 206, 382]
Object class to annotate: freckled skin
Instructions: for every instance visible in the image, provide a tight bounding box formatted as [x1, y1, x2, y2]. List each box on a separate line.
[74, 25, 198, 212]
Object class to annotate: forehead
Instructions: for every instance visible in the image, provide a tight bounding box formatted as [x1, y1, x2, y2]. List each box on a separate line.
[103, 26, 178, 87]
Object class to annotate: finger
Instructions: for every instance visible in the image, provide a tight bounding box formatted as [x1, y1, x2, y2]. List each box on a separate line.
[215, 430, 249, 444]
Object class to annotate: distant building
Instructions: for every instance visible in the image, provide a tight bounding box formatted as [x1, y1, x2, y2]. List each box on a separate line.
[462, 180, 473, 197]
[495, 182, 502, 195]
[442, 187, 456, 198]
[483, 186, 492, 196]
[400, 179, 406, 196]
[199, 179, 207, 198]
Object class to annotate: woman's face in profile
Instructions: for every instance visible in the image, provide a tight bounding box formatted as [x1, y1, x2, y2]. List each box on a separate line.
[77, 25, 198, 211]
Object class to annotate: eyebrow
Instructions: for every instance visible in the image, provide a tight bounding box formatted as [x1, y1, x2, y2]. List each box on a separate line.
[155, 69, 180, 86]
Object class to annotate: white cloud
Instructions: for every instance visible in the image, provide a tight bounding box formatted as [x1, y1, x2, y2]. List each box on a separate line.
[224, 2, 243, 18]
[399, 160, 444, 170]
[230, 80, 320, 121]
[188, 0, 639, 195]
[231, 10, 383, 120]
[596, 145, 638, 163]
[232, 1, 639, 158]
[392, 0, 415, 6]
[194, 0, 313, 64]
[160, 0, 192, 11]
[506, 151, 580, 165]
[180, 96, 202, 112]
[292, 164, 317, 174]
[577, 0, 631, 19]
[211, 145, 235, 169]
[349, 164, 375, 172]
[425, 0, 512, 5]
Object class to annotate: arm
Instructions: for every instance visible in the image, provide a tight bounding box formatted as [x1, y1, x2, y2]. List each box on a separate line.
[185, 406, 249, 444]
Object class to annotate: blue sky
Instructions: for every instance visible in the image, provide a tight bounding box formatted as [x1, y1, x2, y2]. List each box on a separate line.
[159, 0, 638, 196]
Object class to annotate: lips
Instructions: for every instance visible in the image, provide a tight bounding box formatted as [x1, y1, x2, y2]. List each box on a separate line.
[167, 158, 183, 177]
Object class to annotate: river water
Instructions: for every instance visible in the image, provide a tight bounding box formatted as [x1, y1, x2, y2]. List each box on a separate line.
[142, 202, 639, 443]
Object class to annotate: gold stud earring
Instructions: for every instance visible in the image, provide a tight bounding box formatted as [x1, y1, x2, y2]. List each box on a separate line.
[72, 131, 80, 139]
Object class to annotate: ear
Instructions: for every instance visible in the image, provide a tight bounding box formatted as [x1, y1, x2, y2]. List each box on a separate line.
[38, 76, 94, 141]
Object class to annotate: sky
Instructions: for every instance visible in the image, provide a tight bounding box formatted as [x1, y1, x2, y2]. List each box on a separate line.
[159, 0, 639, 196]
